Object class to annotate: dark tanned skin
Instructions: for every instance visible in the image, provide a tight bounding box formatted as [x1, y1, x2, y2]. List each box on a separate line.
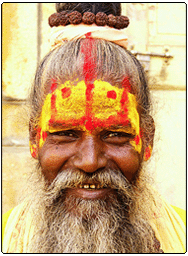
[39, 127, 141, 200]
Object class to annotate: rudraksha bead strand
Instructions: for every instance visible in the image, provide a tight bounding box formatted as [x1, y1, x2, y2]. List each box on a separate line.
[48, 11, 130, 29]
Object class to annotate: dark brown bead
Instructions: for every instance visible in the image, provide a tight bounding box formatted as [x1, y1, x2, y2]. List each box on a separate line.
[48, 13, 61, 27]
[59, 11, 69, 26]
[68, 11, 82, 25]
[82, 12, 95, 24]
[121, 16, 130, 28]
[115, 16, 130, 29]
[95, 12, 108, 26]
[107, 14, 117, 27]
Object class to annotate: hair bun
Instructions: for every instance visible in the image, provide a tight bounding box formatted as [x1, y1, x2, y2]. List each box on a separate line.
[56, 3, 121, 16]
[56, 3, 79, 13]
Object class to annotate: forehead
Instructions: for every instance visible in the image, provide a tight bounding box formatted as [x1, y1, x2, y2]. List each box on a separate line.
[39, 79, 139, 132]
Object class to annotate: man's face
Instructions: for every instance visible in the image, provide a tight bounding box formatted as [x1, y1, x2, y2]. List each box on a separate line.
[35, 79, 142, 201]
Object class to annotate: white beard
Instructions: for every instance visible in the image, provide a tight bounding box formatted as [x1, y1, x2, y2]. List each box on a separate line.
[26, 167, 162, 253]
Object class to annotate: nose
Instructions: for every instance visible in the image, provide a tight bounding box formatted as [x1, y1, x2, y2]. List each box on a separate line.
[73, 136, 107, 173]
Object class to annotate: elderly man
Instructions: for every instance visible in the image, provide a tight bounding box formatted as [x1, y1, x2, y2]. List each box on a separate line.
[3, 3, 185, 253]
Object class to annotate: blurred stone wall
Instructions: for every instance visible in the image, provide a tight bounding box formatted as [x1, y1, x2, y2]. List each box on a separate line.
[2, 3, 186, 214]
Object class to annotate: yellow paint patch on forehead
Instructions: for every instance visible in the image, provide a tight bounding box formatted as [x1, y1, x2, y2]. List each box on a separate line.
[92, 80, 122, 119]
[127, 93, 140, 135]
[39, 81, 86, 132]
[36, 79, 142, 153]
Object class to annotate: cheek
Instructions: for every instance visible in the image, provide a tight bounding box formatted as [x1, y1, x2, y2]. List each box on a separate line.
[39, 144, 75, 182]
[108, 147, 140, 181]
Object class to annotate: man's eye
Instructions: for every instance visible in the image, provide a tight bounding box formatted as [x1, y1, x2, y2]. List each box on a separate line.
[49, 130, 78, 138]
[104, 132, 132, 138]
[103, 132, 133, 144]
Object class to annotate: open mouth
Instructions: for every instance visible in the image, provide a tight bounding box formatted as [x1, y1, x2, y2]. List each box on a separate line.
[78, 184, 106, 189]
[66, 183, 113, 200]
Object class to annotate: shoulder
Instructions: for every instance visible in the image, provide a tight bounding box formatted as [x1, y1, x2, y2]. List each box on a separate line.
[171, 205, 186, 226]
[150, 191, 186, 253]
[2, 208, 14, 241]
[2, 201, 30, 243]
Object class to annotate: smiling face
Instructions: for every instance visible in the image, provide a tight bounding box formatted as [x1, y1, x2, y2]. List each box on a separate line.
[29, 38, 153, 201]
[30, 78, 143, 201]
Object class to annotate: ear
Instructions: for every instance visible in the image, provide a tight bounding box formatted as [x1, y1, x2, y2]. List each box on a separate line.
[29, 121, 38, 159]
[141, 115, 155, 161]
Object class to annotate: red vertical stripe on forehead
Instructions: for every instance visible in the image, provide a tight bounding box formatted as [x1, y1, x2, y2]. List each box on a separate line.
[49, 94, 57, 125]
[31, 147, 37, 158]
[120, 89, 129, 106]
[85, 32, 92, 38]
[134, 135, 140, 145]
[122, 77, 131, 92]
[61, 87, 71, 99]
[81, 39, 97, 131]
[37, 127, 41, 139]
[81, 39, 96, 83]
[51, 94, 57, 112]
[42, 131, 48, 141]
[85, 83, 95, 131]
[86, 83, 94, 102]
[145, 146, 151, 160]
[50, 79, 58, 93]
[118, 86, 129, 125]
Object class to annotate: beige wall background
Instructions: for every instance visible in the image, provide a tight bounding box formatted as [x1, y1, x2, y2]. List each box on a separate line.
[2, 3, 186, 214]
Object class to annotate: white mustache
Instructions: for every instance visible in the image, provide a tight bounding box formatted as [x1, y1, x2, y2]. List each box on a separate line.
[43, 168, 132, 204]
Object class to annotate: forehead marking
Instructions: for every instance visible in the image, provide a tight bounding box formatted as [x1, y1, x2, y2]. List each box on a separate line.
[81, 38, 96, 83]
[81, 39, 97, 131]
[42, 131, 47, 141]
[144, 146, 152, 161]
[50, 79, 58, 93]
[37, 127, 41, 139]
[122, 76, 131, 92]
[107, 90, 117, 99]
[49, 93, 57, 125]
[37, 79, 142, 152]
[85, 32, 92, 38]
[36, 40, 140, 150]
[61, 87, 71, 99]
[51, 94, 57, 112]
[134, 134, 140, 145]
[29, 142, 37, 158]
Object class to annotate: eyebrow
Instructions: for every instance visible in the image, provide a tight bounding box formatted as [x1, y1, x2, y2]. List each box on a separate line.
[48, 120, 82, 130]
[105, 124, 136, 134]
[48, 121, 135, 134]
[106, 124, 132, 130]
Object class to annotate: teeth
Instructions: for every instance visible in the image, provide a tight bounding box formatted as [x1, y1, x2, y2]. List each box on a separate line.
[78, 184, 102, 189]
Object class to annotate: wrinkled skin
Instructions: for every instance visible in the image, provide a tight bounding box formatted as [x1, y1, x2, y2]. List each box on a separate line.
[39, 126, 141, 199]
